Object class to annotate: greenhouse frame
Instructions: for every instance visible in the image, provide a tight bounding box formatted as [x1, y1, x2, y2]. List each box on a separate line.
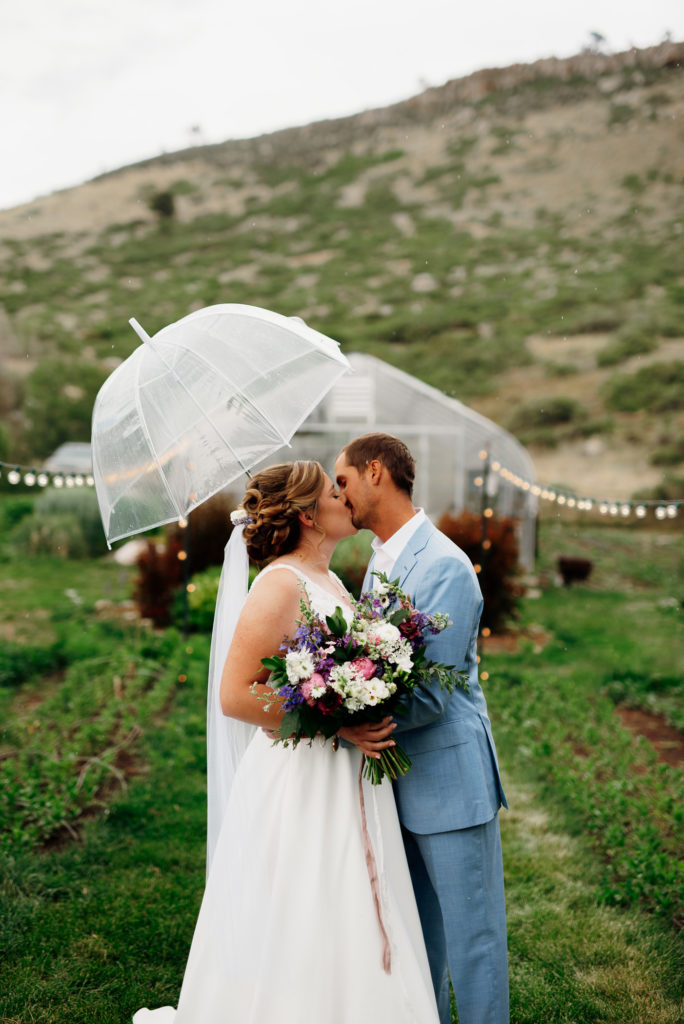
[289, 352, 538, 569]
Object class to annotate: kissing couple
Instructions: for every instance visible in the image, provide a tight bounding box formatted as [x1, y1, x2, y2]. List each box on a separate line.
[133, 432, 509, 1024]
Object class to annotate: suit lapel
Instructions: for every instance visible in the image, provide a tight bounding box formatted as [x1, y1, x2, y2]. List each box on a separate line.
[391, 519, 433, 592]
[361, 552, 375, 594]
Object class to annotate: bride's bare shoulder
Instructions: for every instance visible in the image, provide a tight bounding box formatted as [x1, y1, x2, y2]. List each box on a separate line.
[247, 562, 307, 604]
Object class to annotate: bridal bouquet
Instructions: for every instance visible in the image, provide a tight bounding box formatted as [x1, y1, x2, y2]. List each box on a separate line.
[258, 572, 468, 784]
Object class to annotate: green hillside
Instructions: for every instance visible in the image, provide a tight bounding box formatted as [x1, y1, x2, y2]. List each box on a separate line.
[0, 41, 682, 501]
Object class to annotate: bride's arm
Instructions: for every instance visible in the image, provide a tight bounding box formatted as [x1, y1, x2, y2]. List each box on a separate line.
[219, 571, 303, 728]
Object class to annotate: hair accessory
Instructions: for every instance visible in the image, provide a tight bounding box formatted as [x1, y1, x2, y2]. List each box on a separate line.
[230, 508, 255, 527]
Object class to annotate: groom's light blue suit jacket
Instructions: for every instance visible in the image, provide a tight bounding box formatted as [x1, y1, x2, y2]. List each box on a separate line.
[363, 518, 507, 836]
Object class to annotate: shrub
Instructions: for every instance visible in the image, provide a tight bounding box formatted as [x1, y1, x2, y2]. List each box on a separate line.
[507, 396, 586, 447]
[436, 511, 522, 632]
[34, 487, 108, 556]
[11, 512, 88, 558]
[8, 489, 108, 559]
[23, 359, 107, 458]
[0, 640, 68, 688]
[0, 495, 35, 531]
[173, 564, 221, 633]
[132, 538, 184, 626]
[651, 435, 684, 467]
[604, 361, 684, 413]
[596, 322, 659, 367]
[631, 473, 684, 502]
[165, 491, 235, 577]
[148, 189, 175, 219]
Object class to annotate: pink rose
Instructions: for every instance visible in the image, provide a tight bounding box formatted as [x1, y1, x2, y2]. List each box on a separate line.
[301, 673, 326, 704]
[351, 657, 376, 680]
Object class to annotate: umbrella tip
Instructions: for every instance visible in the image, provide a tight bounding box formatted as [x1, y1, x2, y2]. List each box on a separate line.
[129, 318, 152, 343]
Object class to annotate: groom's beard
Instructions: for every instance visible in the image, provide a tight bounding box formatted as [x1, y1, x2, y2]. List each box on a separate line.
[350, 511, 365, 530]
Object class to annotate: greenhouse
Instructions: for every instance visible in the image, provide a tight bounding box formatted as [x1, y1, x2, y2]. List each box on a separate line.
[289, 352, 538, 569]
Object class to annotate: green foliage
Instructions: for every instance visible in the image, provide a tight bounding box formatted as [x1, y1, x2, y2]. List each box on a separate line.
[651, 433, 684, 467]
[632, 472, 684, 502]
[0, 521, 682, 1021]
[488, 608, 683, 929]
[507, 396, 588, 447]
[596, 322, 659, 367]
[173, 564, 221, 632]
[437, 511, 521, 632]
[0, 494, 35, 532]
[0, 422, 9, 462]
[9, 489, 107, 559]
[330, 531, 374, 597]
[0, 640, 68, 688]
[604, 361, 684, 413]
[10, 511, 88, 558]
[0, 626, 187, 851]
[23, 359, 107, 459]
[147, 189, 175, 219]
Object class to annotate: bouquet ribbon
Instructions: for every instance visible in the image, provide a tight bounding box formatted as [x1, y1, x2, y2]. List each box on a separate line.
[358, 756, 392, 974]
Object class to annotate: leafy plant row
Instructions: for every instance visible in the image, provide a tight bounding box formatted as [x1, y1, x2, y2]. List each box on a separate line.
[487, 654, 683, 930]
[0, 627, 186, 851]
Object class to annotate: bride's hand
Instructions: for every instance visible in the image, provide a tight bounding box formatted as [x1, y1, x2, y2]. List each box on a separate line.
[337, 717, 396, 759]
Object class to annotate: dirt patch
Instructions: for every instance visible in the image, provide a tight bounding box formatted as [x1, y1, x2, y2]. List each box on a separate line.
[616, 706, 684, 767]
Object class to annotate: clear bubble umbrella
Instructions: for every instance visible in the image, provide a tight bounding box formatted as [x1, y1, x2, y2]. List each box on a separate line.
[91, 304, 351, 546]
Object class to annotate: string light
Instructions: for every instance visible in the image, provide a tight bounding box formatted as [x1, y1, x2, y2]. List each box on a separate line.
[477, 450, 681, 521]
[0, 459, 96, 490]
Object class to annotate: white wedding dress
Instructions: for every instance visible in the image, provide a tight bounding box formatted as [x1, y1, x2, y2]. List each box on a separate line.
[133, 567, 439, 1023]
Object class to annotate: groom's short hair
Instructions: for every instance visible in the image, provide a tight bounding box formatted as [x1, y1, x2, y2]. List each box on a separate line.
[342, 433, 415, 497]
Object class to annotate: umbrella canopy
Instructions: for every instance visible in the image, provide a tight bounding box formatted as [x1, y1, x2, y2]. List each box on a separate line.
[92, 304, 351, 545]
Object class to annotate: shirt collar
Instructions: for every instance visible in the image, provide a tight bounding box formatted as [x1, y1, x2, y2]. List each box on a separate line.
[371, 508, 426, 563]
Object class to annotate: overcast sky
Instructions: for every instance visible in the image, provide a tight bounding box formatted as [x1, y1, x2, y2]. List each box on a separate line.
[1, 0, 682, 211]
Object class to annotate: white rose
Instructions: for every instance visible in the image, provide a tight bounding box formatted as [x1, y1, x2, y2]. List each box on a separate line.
[368, 622, 401, 649]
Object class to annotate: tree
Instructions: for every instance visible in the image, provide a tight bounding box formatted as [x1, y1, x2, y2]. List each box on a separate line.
[23, 359, 107, 459]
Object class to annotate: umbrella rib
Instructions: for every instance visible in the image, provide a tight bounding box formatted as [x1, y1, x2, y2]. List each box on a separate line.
[155, 336, 294, 456]
[131, 351, 187, 522]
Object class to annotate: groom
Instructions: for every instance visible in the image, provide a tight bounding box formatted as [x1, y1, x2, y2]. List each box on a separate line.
[335, 433, 509, 1024]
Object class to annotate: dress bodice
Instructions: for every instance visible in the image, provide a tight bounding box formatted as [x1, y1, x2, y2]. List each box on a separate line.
[254, 562, 352, 621]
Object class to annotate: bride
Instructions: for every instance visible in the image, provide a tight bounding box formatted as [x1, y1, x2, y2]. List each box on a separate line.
[133, 461, 439, 1023]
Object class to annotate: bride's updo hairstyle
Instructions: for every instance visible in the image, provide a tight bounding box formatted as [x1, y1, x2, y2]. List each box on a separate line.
[240, 461, 325, 564]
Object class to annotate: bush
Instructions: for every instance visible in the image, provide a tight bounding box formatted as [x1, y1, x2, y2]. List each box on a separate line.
[436, 511, 522, 632]
[23, 359, 108, 458]
[10, 512, 88, 558]
[173, 564, 222, 633]
[604, 361, 684, 413]
[132, 538, 184, 626]
[0, 640, 68, 688]
[596, 322, 658, 367]
[507, 396, 587, 447]
[165, 492, 235, 577]
[35, 487, 107, 556]
[8, 488, 108, 559]
[651, 434, 684, 467]
[0, 495, 35, 532]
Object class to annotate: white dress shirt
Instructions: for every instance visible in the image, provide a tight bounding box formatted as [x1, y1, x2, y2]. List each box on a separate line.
[370, 509, 426, 585]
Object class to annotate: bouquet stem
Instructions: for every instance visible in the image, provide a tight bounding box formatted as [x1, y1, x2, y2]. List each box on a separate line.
[362, 743, 413, 785]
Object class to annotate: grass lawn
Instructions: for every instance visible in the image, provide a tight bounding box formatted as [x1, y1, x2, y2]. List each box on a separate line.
[0, 520, 682, 1023]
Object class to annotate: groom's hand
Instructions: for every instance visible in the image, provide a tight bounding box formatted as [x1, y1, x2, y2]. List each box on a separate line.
[338, 717, 396, 759]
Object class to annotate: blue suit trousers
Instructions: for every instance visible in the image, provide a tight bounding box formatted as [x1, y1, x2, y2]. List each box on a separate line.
[403, 815, 509, 1024]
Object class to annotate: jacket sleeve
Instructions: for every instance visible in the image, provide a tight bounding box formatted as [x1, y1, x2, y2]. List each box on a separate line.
[393, 553, 482, 733]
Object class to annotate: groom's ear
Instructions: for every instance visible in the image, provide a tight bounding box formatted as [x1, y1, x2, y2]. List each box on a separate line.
[366, 459, 383, 486]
